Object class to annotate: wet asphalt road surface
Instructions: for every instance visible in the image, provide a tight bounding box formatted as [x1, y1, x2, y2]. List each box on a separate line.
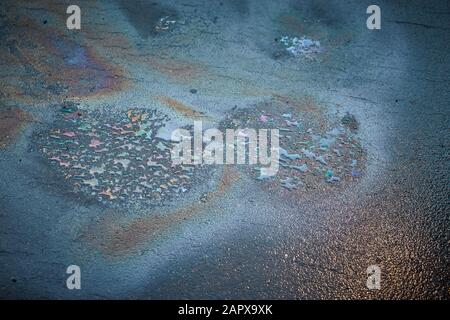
[0, 0, 449, 299]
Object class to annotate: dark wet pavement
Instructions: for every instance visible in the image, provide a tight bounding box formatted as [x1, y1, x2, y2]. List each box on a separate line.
[0, 0, 449, 299]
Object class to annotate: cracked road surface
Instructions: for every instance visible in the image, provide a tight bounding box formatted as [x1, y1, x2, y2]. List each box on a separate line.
[0, 0, 449, 299]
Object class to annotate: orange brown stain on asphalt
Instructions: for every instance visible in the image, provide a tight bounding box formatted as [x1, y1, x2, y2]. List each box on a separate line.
[15, 0, 77, 12]
[0, 9, 126, 102]
[146, 56, 207, 82]
[272, 94, 327, 130]
[81, 167, 241, 256]
[36, 25, 125, 97]
[156, 96, 210, 120]
[84, 31, 132, 54]
[0, 108, 33, 148]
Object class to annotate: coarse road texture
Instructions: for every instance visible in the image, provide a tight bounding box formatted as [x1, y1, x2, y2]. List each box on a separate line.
[0, 0, 449, 299]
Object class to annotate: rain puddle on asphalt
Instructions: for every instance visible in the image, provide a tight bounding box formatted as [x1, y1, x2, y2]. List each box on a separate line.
[34, 96, 366, 207]
[221, 96, 366, 193]
[33, 104, 210, 207]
